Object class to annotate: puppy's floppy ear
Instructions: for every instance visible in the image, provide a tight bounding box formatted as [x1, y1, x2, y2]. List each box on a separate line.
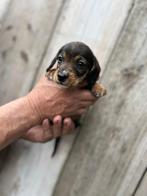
[46, 57, 57, 72]
[46, 48, 62, 72]
[86, 56, 101, 90]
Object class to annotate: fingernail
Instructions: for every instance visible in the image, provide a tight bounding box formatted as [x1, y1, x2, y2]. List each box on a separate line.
[65, 121, 69, 126]
[55, 120, 59, 124]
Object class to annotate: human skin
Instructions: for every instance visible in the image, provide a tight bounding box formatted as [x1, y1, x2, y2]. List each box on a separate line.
[22, 115, 75, 143]
[0, 76, 96, 150]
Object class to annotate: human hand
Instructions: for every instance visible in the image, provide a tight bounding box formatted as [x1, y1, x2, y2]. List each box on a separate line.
[22, 115, 75, 142]
[26, 76, 97, 123]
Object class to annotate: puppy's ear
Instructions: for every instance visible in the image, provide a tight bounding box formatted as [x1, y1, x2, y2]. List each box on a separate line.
[86, 56, 101, 90]
[46, 57, 57, 72]
[46, 48, 63, 72]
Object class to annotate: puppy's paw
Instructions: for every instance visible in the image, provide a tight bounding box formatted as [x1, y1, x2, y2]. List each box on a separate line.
[92, 83, 107, 98]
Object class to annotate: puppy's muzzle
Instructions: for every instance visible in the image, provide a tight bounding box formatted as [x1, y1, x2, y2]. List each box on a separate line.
[58, 70, 69, 83]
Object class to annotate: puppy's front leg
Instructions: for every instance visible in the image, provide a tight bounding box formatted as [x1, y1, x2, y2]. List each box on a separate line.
[92, 82, 107, 98]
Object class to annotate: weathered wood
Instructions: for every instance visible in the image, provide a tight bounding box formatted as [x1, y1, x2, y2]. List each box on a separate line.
[0, 0, 63, 105]
[54, 0, 147, 196]
[117, 135, 147, 196]
[35, 0, 134, 195]
[0, 0, 64, 195]
[38, 0, 133, 76]
[0, 0, 11, 21]
[0, 0, 15, 171]
[0, 0, 137, 196]
[135, 169, 147, 196]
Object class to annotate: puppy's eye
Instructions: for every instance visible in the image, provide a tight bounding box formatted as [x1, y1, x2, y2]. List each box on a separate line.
[57, 55, 63, 64]
[78, 61, 84, 66]
[77, 61, 85, 69]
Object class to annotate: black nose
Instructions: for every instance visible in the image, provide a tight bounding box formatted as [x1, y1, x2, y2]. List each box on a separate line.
[58, 70, 69, 82]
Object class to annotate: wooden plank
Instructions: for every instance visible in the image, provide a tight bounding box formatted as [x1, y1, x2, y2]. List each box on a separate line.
[135, 169, 147, 196]
[36, 0, 134, 195]
[38, 0, 134, 76]
[117, 135, 147, 196]
[53, 0, 147, 196]
[0, 0, 63, 105]
[0, 0, 11, 21]
[0, 0, 64, 194]
[0, 0, 134, 196]
[0, 0, 11, 169]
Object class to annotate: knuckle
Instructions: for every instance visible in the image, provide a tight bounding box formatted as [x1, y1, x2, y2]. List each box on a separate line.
[53, 132, 60, 138]
[40, 137, 51, 143]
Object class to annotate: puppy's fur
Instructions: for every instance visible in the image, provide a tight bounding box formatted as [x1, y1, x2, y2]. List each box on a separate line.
[46, 42, 106, 156]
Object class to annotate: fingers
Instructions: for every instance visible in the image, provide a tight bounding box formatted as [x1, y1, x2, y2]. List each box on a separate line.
[52, 116, 75, 137]
[42, 118, 50, 130]
[31, 115, 77, 143]
[79, 90, 97, 102]
[67, 88, 97, 102]
[62, 118, 75, 135]
[23, 116, 76, 143]
[41, 119, 53, 141]
[42, 116, 75, 140]
[53, 115, 62, 137]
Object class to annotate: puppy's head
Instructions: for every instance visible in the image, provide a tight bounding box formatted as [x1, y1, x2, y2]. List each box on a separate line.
[46, 42, 101, 89]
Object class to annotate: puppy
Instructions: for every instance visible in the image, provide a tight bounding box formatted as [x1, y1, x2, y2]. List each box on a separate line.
[46, 42, 106, 156]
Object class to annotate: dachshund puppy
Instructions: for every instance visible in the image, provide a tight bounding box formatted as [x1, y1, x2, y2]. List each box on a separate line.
[46, 42, 106, 156]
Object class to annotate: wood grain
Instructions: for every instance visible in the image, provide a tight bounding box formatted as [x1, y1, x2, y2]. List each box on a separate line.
[0, 0, 64, 195]
[0, 0, 11, 21]
[135, 169, 147, 196]
[54, 0, 147, 195]
[0, 0, 140, 196]
[35, 0, 134, 195]
[0, 0, 63, 105]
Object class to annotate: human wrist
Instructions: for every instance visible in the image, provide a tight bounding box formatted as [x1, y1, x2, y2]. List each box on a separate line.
[0, 96, 42, 149]
[23, 94, 42, 126]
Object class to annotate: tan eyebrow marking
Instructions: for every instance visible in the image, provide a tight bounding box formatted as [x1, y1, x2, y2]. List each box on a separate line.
[74, 55, 81, 61]
[62, 51, 70, 62]
[62, 51, 66, 58]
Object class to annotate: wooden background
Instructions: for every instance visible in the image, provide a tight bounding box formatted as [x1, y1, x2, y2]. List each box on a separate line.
[0, 0, 147, 196]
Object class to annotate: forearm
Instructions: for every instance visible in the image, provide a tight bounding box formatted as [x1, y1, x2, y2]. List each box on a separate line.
[0, 76, 97, 150]
[0, 97, 38, 149]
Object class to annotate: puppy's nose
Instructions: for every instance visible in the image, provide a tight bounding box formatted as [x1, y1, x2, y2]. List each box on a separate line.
[58, 70, 69, 82]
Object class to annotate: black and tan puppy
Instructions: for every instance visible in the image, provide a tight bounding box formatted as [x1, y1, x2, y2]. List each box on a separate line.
[46, 42, 106, 156]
